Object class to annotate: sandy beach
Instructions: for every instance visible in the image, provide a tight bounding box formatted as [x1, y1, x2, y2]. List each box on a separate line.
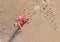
[0, 0, 60, 42]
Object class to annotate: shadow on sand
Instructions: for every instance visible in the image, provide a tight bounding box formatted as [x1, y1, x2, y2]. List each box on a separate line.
[8, 28, 21, 42]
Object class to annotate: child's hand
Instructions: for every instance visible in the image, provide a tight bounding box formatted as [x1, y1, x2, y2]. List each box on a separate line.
[14, 22, 18, 27]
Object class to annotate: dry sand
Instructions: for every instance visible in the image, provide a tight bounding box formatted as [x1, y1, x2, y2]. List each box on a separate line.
[0, 0, 60, 42]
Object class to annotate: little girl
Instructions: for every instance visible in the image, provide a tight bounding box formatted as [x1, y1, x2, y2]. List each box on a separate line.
[14, 9, 29, 31]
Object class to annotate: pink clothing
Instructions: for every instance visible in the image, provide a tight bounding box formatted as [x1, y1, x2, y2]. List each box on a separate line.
[18, 15, 27, 25]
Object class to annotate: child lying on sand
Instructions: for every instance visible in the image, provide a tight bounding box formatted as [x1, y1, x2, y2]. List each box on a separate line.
[14, 9, 29, 31]
[14, 6, 40, 31]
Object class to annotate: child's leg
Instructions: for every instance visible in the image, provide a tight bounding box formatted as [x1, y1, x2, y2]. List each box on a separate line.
[17, 23, 22, 30]
[14, 22, 22, 30]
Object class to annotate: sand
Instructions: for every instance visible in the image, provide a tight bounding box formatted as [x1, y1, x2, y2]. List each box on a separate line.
[0, 0, 60, 42]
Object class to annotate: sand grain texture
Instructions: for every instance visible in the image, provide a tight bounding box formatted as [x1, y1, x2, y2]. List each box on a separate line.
[0, 0, 60, 42]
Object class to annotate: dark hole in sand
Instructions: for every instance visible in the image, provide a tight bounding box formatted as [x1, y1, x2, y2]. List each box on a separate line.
[43, 7, 46, 10]
[2, 28, 5, 30]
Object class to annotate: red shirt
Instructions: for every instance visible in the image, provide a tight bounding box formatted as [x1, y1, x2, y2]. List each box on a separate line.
[18, 15, 27, 25]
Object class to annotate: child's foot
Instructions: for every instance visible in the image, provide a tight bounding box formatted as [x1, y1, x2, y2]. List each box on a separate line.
[18, 28, 22, 32]
[18, 29, 22, 32]
[14, 22, 18, 27]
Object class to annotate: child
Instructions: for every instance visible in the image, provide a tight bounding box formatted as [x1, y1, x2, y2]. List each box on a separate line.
[14, 9, 29, 31]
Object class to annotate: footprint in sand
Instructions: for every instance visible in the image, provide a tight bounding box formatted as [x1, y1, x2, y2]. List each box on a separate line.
[42, 0, 57, 30]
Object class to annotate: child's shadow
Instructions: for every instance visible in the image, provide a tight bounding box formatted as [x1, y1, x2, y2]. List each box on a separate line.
[8, 28, 21, 42]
